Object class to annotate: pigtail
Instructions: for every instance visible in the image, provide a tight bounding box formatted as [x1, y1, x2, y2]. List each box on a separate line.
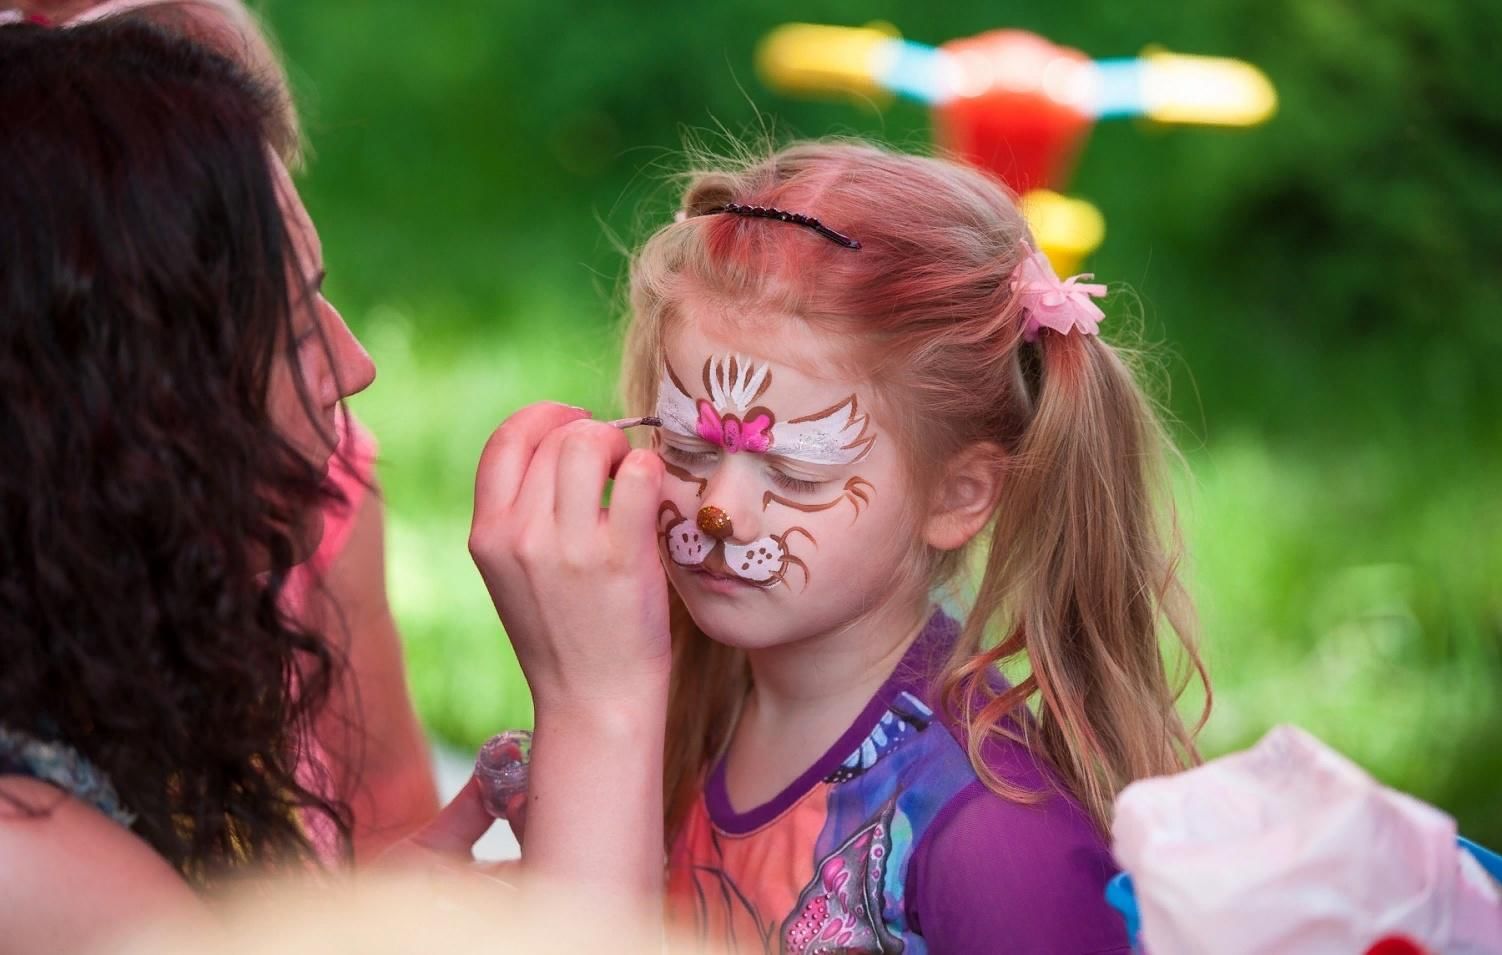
[954, 330, 1209, 833]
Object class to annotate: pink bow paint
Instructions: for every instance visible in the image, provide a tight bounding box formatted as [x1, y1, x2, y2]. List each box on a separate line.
[1011, 248, 1108, 342]
[697, 400, 773, 454]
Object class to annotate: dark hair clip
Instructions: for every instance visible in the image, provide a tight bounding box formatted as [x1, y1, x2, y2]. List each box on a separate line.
[704, 202, 861, 250]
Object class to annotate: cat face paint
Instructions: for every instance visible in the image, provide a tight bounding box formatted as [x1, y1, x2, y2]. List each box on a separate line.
[656, 354, 874, 466]
[653, 312, 918, 652]
[655, 354, 878, 591]
[659, 501, 813, 591]
[653, 352, 885, 599]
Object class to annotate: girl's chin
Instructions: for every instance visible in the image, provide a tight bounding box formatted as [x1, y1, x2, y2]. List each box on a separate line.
[675, 590, 805, 652]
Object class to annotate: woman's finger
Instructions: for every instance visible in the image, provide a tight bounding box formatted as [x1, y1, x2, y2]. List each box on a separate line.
[502, 791, 528, 847]
[555, 423, 631, 538]
[508, 418, 587, 526]
[406, 777, 494, 858]
[607, 448, 665, 554]
[474, 403, 590, 522]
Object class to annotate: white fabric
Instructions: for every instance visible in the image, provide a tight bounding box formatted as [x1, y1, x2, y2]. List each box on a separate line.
[1112, 724, 1502, 954]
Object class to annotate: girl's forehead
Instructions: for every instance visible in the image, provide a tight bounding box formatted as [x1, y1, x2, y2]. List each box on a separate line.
[662, 312, 866, 411]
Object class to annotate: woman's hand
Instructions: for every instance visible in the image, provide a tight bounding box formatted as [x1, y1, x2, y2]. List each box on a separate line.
[468, 403, 670, 709]
[377, 778, 515, 884]
[467, 402, 669, 923]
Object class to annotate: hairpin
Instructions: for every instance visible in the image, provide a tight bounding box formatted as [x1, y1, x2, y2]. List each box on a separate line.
[1010, 248, 1107, 342]
[703, 202, 861, 250]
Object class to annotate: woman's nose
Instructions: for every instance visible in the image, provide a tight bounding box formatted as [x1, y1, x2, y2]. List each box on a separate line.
[323, 299, 376, 402]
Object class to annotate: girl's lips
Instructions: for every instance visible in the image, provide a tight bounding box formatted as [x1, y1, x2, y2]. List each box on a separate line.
[686, 566, 759, 594]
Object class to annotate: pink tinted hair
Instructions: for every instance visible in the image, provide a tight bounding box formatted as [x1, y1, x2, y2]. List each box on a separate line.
[622, 140, 1210, 841]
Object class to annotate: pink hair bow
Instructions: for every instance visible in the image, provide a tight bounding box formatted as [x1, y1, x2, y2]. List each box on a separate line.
[1010, 248, 1108, 342]
[697, 401, 773, 454]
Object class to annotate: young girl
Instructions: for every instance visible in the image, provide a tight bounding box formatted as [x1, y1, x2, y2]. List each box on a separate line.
[621, 141, 1208, 952]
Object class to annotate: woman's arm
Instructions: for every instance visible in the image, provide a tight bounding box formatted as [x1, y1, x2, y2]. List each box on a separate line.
[468, 403, 670, 933]
[308, 486, 440, 861]
[0, 778, 214, 954]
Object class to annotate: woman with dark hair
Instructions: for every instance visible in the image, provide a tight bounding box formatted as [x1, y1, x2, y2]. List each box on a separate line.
[0, 17, 672, 952]
[36, 0, 444, 861]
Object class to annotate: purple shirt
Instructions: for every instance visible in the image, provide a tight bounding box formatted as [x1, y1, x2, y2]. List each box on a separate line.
[665, 612, 1130, 954]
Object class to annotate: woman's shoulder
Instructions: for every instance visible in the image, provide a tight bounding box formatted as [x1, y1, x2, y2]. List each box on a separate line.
[0, 776, 203, 954]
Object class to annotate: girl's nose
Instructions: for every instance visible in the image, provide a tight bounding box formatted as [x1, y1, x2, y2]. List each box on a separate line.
[697, 505, 733, 540]
[698, 460, 764, 543]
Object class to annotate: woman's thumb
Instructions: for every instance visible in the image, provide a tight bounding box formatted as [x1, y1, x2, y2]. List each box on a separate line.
[408, 777, 495, 857]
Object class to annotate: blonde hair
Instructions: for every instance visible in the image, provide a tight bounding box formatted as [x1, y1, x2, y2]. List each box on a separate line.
[621, 140, 1209, 842]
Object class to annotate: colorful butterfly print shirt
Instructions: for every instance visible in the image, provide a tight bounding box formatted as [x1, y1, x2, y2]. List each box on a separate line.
[666, 612, 1131, 954]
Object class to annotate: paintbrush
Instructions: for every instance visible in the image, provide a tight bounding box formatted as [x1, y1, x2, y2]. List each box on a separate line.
[608, 415, 662, 430]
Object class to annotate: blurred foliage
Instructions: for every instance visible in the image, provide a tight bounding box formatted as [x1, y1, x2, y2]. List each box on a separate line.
[260, 0, 1501, 843]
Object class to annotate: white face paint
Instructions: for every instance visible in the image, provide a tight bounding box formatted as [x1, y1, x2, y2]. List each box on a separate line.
[655, 353, 874, 466]
[663, 516, 788, 584]
[769, 396, 874, 466]
[703, 353, 769, 415]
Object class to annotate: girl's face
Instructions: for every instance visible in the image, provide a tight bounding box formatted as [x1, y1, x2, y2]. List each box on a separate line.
[654, 297, 921, 650]
[265, 155, 375, 560]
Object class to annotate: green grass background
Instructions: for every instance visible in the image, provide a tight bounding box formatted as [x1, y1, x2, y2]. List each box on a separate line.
[259, 0, 1501, 843]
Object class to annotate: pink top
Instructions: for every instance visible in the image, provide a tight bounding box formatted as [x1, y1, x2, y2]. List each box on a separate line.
[284, 412, 377, 611]
[284, 412, 378, 861]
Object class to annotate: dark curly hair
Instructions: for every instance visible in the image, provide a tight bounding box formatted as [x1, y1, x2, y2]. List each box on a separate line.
[0, 19, 351, 882]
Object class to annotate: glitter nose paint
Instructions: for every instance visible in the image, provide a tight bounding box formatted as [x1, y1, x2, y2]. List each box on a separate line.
[697, 504, 734, 540]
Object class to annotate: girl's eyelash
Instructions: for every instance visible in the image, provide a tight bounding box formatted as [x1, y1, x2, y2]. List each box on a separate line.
[658, 445, 828, 492]
[661, 444, 716, 465]
[769, 469, 826, 493]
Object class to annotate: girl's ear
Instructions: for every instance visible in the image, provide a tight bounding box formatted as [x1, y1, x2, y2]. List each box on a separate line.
[922, 442, 1005, 552]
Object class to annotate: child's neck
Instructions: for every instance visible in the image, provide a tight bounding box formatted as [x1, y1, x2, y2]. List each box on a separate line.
[745, 595, 932, 713]
[722, 594, 933, 811]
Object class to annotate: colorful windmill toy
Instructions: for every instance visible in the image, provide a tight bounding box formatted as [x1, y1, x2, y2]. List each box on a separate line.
[756, 23, 1277, 273]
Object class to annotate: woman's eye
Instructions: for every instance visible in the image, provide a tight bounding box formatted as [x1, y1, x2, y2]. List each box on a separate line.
[661, 444, 717, 467]
[769, 468, 827, 494]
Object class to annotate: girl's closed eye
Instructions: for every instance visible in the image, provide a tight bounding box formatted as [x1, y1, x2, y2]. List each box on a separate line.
[660, 442, 718, 468]
[768, 466, 829, 494]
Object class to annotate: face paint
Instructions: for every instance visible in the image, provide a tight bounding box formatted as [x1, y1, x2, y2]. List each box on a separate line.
[658, 502, 814, 591]
[662, 460, 707, 495]
[653, 312, 918, 652]
[771, 396, 875, 466]
[763, 476, 875, 521]
[656, 355, 874, 466]
[657, 355, 775, 455]
[655, 352, 878, 596]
